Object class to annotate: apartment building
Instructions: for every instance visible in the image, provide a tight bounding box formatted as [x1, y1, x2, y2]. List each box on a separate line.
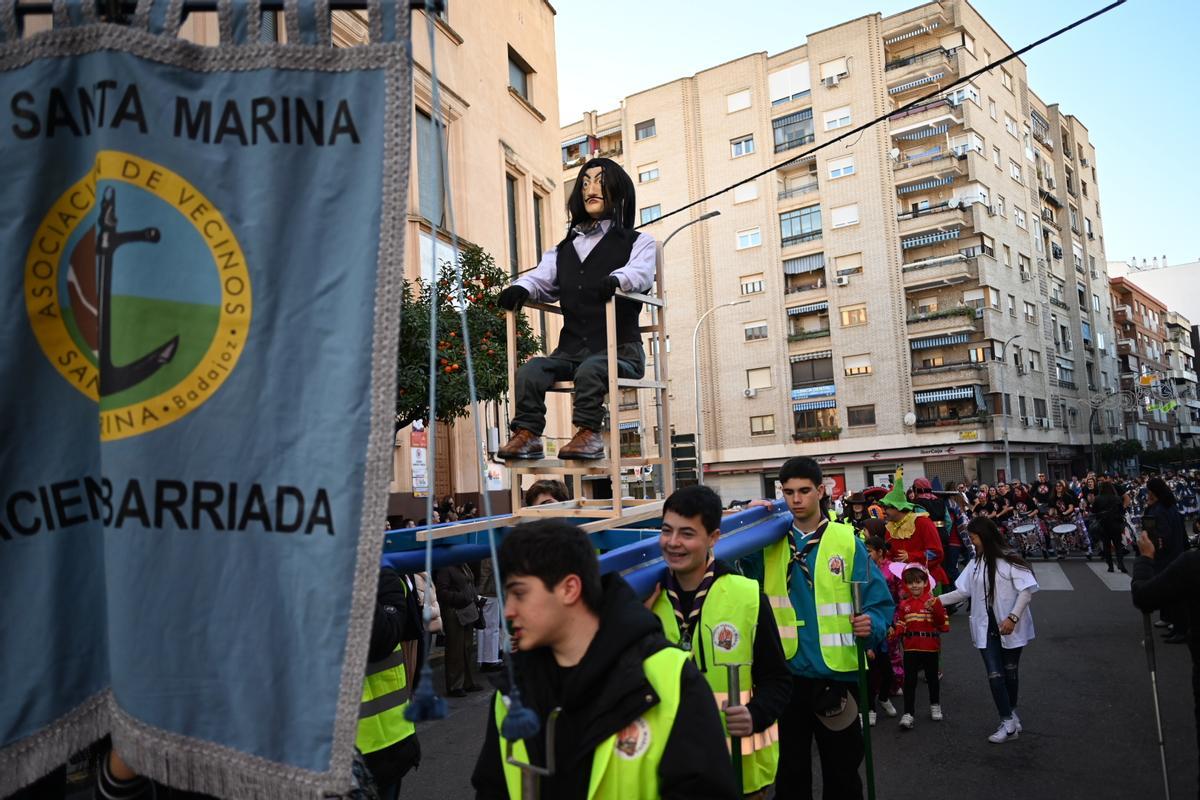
[186, 5, 565, 515]
[1165, 311, 1199, 446]
[560, 0, 1118, 498]
[1110, 278, 1176, 450]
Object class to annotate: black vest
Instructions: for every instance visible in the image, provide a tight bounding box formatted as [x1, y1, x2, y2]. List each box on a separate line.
[555, 226, 643, 354]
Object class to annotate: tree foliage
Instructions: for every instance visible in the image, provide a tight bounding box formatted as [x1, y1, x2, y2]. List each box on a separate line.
[396, 245, 539, 431]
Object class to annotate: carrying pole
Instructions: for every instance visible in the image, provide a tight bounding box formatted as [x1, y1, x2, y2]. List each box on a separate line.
[1142, 613, 1172, 800]
[723, 663, 744, 792]
[851, 582, 876, 800]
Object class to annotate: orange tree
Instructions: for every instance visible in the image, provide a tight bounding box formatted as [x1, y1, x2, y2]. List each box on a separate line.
[396, 245, 539, 431]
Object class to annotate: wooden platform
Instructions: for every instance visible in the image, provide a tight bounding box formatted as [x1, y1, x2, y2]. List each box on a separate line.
[413, 499, 664, 541]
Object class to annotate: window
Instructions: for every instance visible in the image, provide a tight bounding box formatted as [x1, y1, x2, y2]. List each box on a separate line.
[744, 320, 768, 341]
[1004, 114, 1018, 138]
[1084, 217, 1093, 237]
[996, 195, 1005, 217]
[830, 204, 859, 228]
[737, 227, 762, 249]
[969, 344, 992, 363]
[733, 182, 759, 203]
[848, 405, 876, 426]
[635, 119, 656, 140]
[992, 146, 1001, 167]
[619, 387, 639, 409]
[1024, 301, 1038, 323]
[640, 204, 662, 225]
[1030, 351, 1042, 372]
[989, 97, 997, 120]
[740, 273, 765, 295]
[768, 62, 811, 105]
[533, 193, 545, 255]
[416, 109, 446, 226]
[844, 353, 872, 376]
[746, 367, 772, 390]
[1003, 245, 1011, 267]
[418, 231, 457, 284]
[840, 304, 867, 327]
[819, 57, 848, 80]
[1034, 398, 1048, 417]
[1014, 207, 1026, 229]
[1001, 69, 1012, 91]
[780, 205, 821, 245]
[727, 89, 751, 113]
[505, 173, 519, 276]
[835, 252, 863, 276]
[507, 47, 533, 101]
[795, 407, 838, 432]
[828, 156, 855, 179]
[823, 106, 851, 131]
[946, 84, 980, 107]
[638, 165, 660, 183]
[963, 288, 984, 310]
[773, 109, 814, 152]
[1010, 160, 1022, 182]
[619, 427, 642, 457]
[750, 414, 775, 435]
[1007, 294, 1016, 316]
[731, 134, 755, 157]
[1092, 293, 1100, 312]
[791, 356, 833, 386]
[1019, 254, 1031, 275]
[1018, 396, 1028, 417]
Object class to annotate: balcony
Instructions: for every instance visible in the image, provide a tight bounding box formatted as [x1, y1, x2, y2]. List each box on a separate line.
[889, 97, 958, 130]
[775, 132, 815, 155]
[897, 203, 969, 237]
[885, 46, 959, 73]
[1171, 367, 1199, 383]
[1041, 208, 1062, 232]
[910, 361, 989, 388]
[1114, 304, 1131, 325]
[1049, 297, 1069, 310]
[793, 427, 842, 443]
[1039, 188, 1063, 208]
[1054, 379, 1078, 391]
[888, 68, 952, 97]
[916, 414, 988, 429]
[1117, 338, 1135, 356]
[902, 253, 978, 290]
[788, 328, 832, 342]
[893, 149, 967, 184]
[778, 180, 819, 202]
[906, 306, 982, 337]
[782, 230, 823, 248]
[785, 274, 826, 296]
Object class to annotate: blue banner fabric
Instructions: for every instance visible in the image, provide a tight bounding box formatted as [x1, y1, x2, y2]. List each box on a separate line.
[0, 4, 410, 797]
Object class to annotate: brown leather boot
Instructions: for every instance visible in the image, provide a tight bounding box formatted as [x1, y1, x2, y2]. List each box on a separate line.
[558, 428, 605, 460]
[497, 428, 544, 460]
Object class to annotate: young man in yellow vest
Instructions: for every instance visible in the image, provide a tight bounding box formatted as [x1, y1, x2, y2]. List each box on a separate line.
[745, 457, 894, 798]
[358, 566, 421, 800]
[648, 485, 792, 799]
[471, 519, 739, 799]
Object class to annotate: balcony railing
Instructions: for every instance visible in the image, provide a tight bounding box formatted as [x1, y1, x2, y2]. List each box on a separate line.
[897, 201, 959, 221]
[785, 278, 826, 294]
[911, 360, 988, 374]
[778, 181, 819, 201]
[775, 133, 815, 154]
[1055, 379, 1078, 390]
[782, 230, 822, 247]
[793, 427, 842, 442]
[885, 47, 955, 71]
[915, 414, 988, 428]
[1049, 297, 1069, 310]
[906, 306, 977, 324]
[889, 96, 952, 124]
[618, 402, 639, 411]
[788, 328, 832, 341]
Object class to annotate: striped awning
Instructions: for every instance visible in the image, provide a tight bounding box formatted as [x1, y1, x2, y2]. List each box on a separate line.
[561, 134, 588, 147]
[911, 333, 969, 350]
[897, 175, 954, 195]
[783, 253, 825, 275]
[884, 21, 940, 45]
[594, 126, 621, 137]
[618, 421, 640, 431]
[790, 350, 832, 363]
[794, 399, 837, 412]
[914, 386, 974, 404]
[787, 300, 829, 316]
[888, 72, 945, 95]
[896, 123, 948, 141]
[901, 228, 961, 249]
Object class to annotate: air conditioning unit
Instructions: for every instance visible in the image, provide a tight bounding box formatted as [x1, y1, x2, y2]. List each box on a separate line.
[1037, 417, 1052, 428]
[1020, 271, 1032, 282]
[1016, 365, 1028, 376]
[1087, 233, 1095, 240]
[1081, 156, 1090, 167]
[823, 74, 841, 88]
[1020, 415, 1032, 426]
[743, 387, 758, 399]
[834, 275, 850, 287]
[986, 205, 996, 217]
[974, 308, 985, 319]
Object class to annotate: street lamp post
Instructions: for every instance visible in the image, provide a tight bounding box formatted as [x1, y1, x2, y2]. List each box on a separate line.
[651, 211, 720, 495]
[998, 333, 1022, 482]
[694, 299, 749, 485]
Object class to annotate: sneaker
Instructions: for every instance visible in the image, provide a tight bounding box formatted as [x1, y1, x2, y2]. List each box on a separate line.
[988, 719, 1019, 743]
[899, 713, 914, 730]
[1011, 709, 1022, 732]
[1154, 620, 1170, 628]
[930, 704, 944, 721]
[869, 710, 877, 726]
[880, 698, 898, 718]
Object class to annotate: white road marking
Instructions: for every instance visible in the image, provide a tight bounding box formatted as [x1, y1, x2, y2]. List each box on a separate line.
[1086, 562, 1132, 591]
[1031, 561, 1074, 591]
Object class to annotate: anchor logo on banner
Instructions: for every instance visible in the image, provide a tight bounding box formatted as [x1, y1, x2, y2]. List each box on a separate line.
[25, 151, 252, 440]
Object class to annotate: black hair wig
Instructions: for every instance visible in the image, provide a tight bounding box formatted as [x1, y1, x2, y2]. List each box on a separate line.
[565, 157, 636, 232]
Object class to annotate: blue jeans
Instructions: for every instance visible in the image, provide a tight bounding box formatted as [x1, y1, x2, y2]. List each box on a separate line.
[980, 612, 1022, 718]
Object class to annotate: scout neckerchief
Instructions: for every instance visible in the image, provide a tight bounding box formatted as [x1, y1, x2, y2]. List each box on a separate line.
[665, 560, 717, 652]
[788, 519, 828, 590]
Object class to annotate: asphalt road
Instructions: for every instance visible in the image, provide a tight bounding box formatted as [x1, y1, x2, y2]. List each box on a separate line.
[401, 558, 1198, 800]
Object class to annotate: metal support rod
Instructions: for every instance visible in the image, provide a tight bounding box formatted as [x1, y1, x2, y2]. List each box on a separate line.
[692, 299, 746, 485]
[998, 333, 1021, 482]
[724, 662, 744, 792]
[504, 708, 562, 800]
[1142, 613, 1172, 800]
[850, 582, 876, 800]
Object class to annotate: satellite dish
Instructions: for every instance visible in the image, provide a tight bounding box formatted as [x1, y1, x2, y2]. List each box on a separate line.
[903, 412, 917, 426]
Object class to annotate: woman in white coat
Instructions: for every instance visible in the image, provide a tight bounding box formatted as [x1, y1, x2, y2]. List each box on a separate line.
[937, 516, 1039, 743]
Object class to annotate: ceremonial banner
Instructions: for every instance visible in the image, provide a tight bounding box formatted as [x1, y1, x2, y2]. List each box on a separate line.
[0, 2, 410, 796]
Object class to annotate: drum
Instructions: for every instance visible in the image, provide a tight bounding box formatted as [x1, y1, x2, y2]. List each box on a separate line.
[1012, 524, 1037, 536]
[1052, 524, 1076, 535]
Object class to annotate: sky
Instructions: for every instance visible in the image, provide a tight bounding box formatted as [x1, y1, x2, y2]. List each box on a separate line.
[555, 0, 1200, 269]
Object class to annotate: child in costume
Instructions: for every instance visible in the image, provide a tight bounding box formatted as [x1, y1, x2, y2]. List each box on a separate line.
[891, 563, 949, 729]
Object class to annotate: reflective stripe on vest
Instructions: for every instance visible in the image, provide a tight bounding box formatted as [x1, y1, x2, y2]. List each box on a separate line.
[651, 574, 780, 793]
[812, 523, 860, 673]
[495, 647, 689, 800]
[356, 643, 416, 754]
[763, 539, 800, 660]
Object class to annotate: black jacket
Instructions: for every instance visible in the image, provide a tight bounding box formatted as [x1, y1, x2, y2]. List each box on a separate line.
[369, 568, 413, 662]
[472, 574, 739, 799]
[1089, 493, 1124, 536]
[1145, 503, 1188, 571]
[1131, 551, 1200, 652]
